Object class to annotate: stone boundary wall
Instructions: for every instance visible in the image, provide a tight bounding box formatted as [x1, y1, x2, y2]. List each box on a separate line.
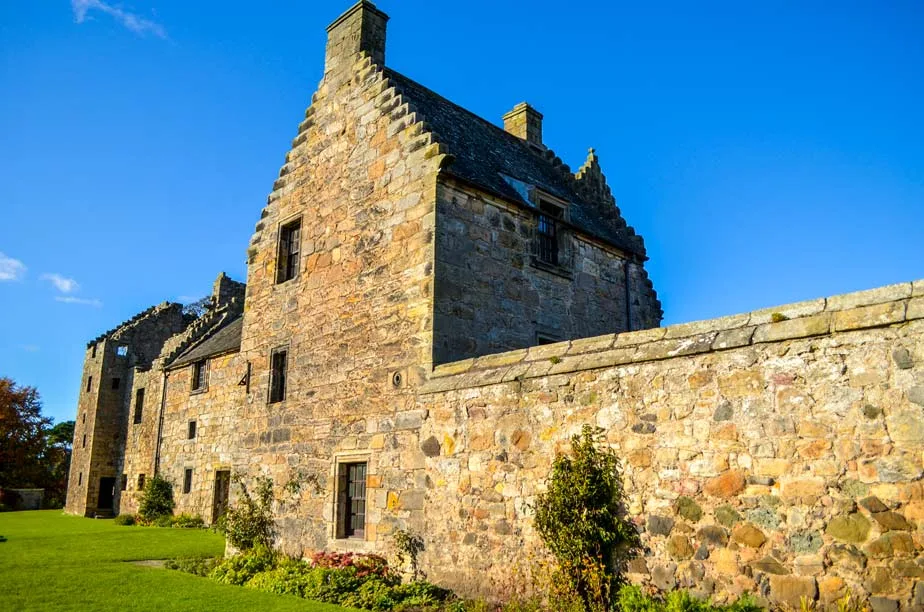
[424, 281, 924, 391]
[416, 280, 924, 608]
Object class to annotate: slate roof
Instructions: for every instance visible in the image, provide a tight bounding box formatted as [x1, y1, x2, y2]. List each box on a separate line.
[170, 316, 243, 368]
[385, 69, 646, 258]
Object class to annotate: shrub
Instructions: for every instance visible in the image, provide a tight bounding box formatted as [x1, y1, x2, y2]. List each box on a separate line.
[210, 545, 277, 586]
[113, 514, 136, 526]
[617, 585, 763, 612]
[311, 551, 397, 582]
[533, 425, 640, 610]
[171, 513, 205, 529]
[153, 515, 174, 528]
[214, 474, 275, 550]
[138, 474, 174, 521]
[165, 557, 220, 577]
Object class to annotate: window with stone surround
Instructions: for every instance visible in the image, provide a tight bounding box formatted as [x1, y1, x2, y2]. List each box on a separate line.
[138, 473, 146, 490]
[133, 388, 144, 424]
[276, 218, 302, 284]
[78, 472, 82, 485]
[91, 344, 97, 359]
[116, 345, 128, 357]
[188, 420, 197, 440]
[191, 359, 208, 393]
[269, 348, 288, 403]
[111, 377, 120, 390]
[336, 461, 367, 539]
[86, 376, 92, 393]
[82, 434, 86, 448]
[121, 474, 127, 491]
[536, 198, 564, 267]
[183, 468, 193, 494]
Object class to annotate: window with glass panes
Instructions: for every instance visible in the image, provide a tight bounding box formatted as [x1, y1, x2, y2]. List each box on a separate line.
[276, 219, 301, 283]
[337, 462, 366, 538]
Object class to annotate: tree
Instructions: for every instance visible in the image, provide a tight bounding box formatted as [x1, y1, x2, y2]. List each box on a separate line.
[0, 377, 51, 490]
[48, 421, 75, 450]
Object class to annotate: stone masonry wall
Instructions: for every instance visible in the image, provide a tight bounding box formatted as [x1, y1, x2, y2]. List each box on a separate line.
[232, 27, 448, 555]
[433, 178, 661, 365]
[416, 281, 924, 609]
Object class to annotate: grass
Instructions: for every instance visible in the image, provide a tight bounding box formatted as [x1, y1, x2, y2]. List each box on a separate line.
[0, 510, 355, 612]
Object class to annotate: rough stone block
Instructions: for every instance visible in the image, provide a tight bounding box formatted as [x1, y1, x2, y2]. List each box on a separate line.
[910, 297, 924, 320]
[833, 301, 906, 331]
[472, 349, 527, 370]
[826, 282, 912, 310]
[712, 326, 755, 350]
[566, 334, 615, 354]
[749, 298, 826, 325]
[663, 313, 749, 339]
[612, 326, 665, 347]
[752, 313, 831, 343]
[769, 575, 817, 609]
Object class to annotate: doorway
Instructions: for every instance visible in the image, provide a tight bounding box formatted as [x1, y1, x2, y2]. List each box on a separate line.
[212, 470, 231, 523]
[97, 477, 116, 513]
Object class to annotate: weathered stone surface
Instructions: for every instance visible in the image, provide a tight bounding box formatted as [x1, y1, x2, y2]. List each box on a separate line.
[747, 507, 781, 530]
[751, 555, 788, 575]
[826, 544, 867, 572]
[789, 531, 823, 554]
[713, 402, 733, 421]
[866, 566, 893, 594]
[420, 436, 441, 457]
[865, 532, 915, 558]
[647, 515, 674, 537]
[859, 496, 889, 513]
[887, 410, 924, 444]
[871, 510, 913, 532]
[714, 505, 742, 527]
[893, 347, 914, 369]
[826, 513, 871, 543]
[826, 282, 912, 310]
[696, 525, 728, 547]
[832, 301, 906, 331]
[667, 535, 694, 560]
[753, 314, 830, 343]
[674, 496, 703, 522]
[732, 523, 767, 548]
[704, 470, 746, 498]
[910, 387, 924, 408]
[869, 597, 899, 612]
[769, 575, 817, 608]
[651, 563, 677, 591]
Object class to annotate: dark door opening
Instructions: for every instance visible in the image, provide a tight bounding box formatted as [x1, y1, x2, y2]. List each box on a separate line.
[97, 477, 116, 512]
[212, 470, 231, 523]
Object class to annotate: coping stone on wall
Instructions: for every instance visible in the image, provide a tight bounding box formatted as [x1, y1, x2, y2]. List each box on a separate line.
[421, 279, 924, 394]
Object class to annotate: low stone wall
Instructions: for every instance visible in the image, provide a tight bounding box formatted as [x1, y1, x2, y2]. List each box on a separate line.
[417, 281, 924, 609]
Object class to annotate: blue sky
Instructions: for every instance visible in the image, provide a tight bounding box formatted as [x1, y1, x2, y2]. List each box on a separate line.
[1, 1, 922, 424]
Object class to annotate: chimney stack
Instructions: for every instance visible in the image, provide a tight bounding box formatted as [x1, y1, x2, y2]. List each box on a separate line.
[503, 102, 543, 147]
[325, 1, 389, 75]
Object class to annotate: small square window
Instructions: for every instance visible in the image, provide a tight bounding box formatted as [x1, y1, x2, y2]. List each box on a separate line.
[269, 348, 288, 404]
[336, 462, 367, 539]
[188, 420, 197, 440]
[116, 345, 128, 357]
[111, 377, 121, 390]
[86, 376, 93, 393]
[138, 474, 146, 490]
[133, 388, 145, 424]
[191, 360, 208, 392]
[276, 219, 302, 284]
[183, 469, 193, 494]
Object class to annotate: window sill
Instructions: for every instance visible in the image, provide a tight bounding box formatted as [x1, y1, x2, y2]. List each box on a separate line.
[529, 257, 572, 280]
[190, 387, 208, 396]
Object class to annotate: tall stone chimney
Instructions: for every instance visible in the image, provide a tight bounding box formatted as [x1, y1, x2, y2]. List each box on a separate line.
[503, 102, 543, 147]
[325, 1, 389, 76]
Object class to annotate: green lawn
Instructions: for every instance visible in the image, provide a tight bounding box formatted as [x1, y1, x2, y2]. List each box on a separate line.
[0, 510, 354, 612]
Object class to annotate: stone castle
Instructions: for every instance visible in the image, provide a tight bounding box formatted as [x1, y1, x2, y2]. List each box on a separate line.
[66, 3, 924, 609]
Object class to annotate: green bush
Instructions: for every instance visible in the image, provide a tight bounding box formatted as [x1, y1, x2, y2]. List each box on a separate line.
[171, 513, 205, 529]
[138, 474, 175, 521]
[210, 545, 277, 586]
[164, 557, 220, 577]
[533, 425, 641, 610]
[617, 585, 763, 612]
[153, 515, 174, 528]
[113, 514, 136, 526]
[214, 474, 275, 550]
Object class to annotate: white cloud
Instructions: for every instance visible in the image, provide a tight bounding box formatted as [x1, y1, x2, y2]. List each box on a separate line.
[71, 0, 167, 39]
[0, 252, 26, 281]
[41, 273, 80, 294]
[55, 296, 103, 307]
